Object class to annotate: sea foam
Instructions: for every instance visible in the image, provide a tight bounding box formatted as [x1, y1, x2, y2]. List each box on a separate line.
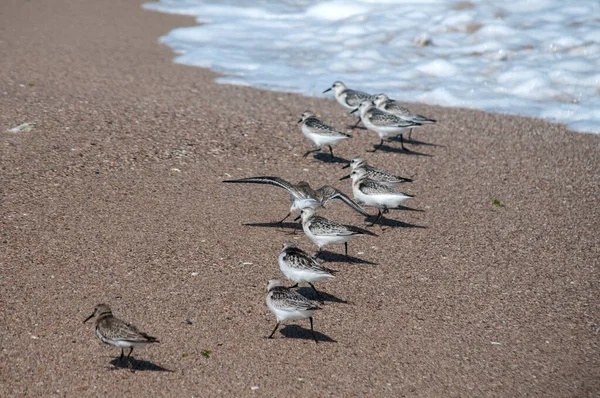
[144, 0, 600, 134]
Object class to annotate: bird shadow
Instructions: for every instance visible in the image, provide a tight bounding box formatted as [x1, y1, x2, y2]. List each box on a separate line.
[317, 250, 377, 265]
[367, 143, 432, 156]
[387, 205, 425, 213]
[280, 325, 337, 343]
[366, 217, 428, 229]
[312, 153, 349, 164]
[243, 221, 300, 230]
[108, 357, 172, 372]
[349, 225, 378, 236]
[296, 287, 348, 304]
[347, 125, 367, 130]
[389, 136, 443, 148]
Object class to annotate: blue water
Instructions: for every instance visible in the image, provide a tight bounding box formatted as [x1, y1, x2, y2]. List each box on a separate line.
[144, 0, 600, 133]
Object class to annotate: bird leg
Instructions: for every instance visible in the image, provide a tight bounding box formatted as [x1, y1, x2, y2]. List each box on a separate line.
[284, 214, 302, 235]
[309, 317, 318, 344]
[367, 139, 384, 153]
[303, 147, 321, 158]
[408, 128, 413, 140]
[374, 209, 384, 225]
[313, 248, 322, 259]
[399, 134, 409, 151]
[351, 117, 362, 129]
[277, 212, 291, 228]
[344, 242, 348, 256]
[327, 145, 334, 158]
[365, 209, 383, 227]
[308, 282, 324, 303]
[268, 322, 280, 339]
[126, 347, 134, 371]
[119, 348, 124, 361]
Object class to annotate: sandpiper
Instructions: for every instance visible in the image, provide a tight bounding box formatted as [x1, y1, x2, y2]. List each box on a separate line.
[83, 304, 159, 370]
[279, 242, 335, 301]
[323, 81, 375, 111]
[373, 94, 436, 139]
[223, 176, 370, 225]
[298, 111, 351, 158]
[300, 207, 374, 257]
[341, 168, 414, 224]
[352, 101, 420, 152]
[342, 157, 413, 186]
[266, 279, 321, 343]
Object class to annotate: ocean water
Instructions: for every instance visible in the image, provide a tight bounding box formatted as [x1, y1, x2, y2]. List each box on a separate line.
[143, 0, 600, 134]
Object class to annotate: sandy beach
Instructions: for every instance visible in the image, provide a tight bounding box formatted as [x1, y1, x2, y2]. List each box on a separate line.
[1, 0, 599, 396]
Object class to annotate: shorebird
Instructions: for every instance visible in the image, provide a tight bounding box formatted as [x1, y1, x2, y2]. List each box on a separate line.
[352, 101, 420, 152]
[279, 242, 336, 301]
[266, 279, 321, 343]
[323, 81, 374, 127]
[341, 168, 414, 224]
[83, 304, 159, 370]
[300, 207, 374, 257]
[342, 157, 413, 186]
[222, 176, 370, 226]
[298, 111, 351, 158]
[323, 81, 374, 111]
[373, 94, 436, 139]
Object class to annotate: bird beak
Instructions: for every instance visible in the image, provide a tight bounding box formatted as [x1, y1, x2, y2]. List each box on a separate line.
[349, 108, 358, 114]
[322, 88, 332, 93]
[293, 215, 301, 221]
[341, 163, 350, 169]
[83, 312, 95, 323]
[297, 118, 303, 123]
[340, 174, 351, 180]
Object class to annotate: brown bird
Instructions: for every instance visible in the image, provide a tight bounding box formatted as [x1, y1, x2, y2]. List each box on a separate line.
[83, 304, 159, 370]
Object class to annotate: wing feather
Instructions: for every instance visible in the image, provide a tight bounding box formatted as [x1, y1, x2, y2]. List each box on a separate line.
[318, 186, 370, 216]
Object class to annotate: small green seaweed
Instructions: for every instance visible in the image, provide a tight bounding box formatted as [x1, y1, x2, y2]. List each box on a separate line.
[493, 199, 505, 208]
[200, 349, 212, 359]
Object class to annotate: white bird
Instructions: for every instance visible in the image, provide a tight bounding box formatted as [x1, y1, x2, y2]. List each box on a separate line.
[373, 94, 436, 139]
[341, 168, 414, 224]
[352, 101, 420, 152]
[265, 279, 321, 343]
[278, 242, 335, 301]
[298, 111, 352, 158]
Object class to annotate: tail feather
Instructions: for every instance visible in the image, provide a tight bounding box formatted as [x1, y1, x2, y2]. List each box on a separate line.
[414, 115, 436, 124]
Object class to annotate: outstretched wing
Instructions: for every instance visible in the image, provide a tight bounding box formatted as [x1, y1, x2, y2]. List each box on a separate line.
[318, 186, 370, 216]
[222, 176, 296, 195]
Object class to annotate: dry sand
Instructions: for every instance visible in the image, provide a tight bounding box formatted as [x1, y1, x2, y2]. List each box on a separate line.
[1, 0, 599, 396]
